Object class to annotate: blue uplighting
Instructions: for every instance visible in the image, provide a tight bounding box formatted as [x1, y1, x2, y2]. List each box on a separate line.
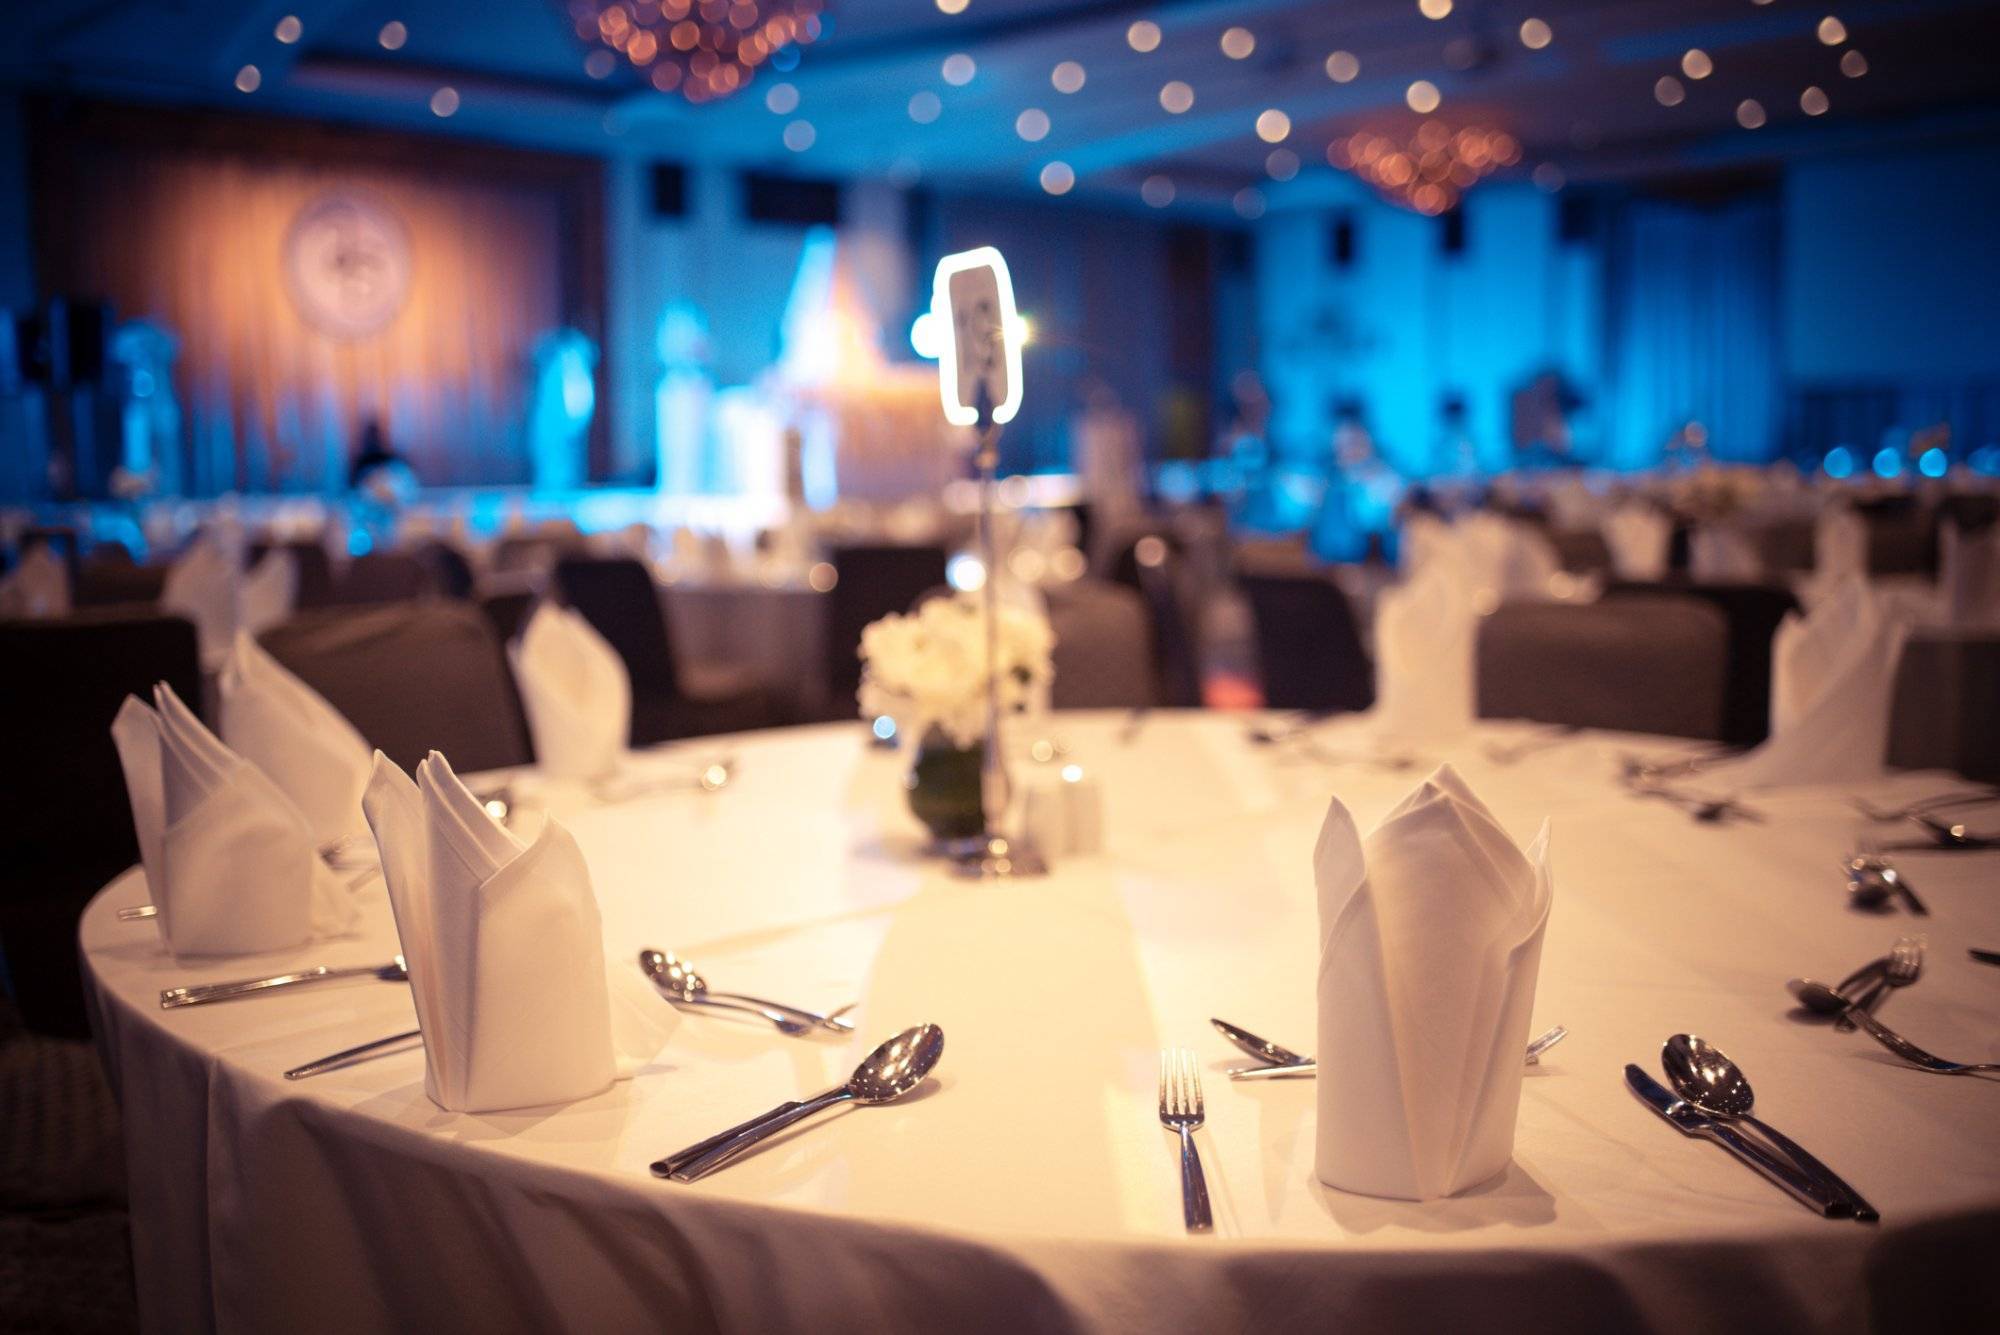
[1917, 447, 1949, 478]
[1871, 447, 1902, 479]
[1971, 445, 2000, 477]
[1822, 446, 1855, 479]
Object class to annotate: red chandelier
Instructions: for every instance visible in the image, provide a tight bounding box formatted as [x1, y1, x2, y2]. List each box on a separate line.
[567, 0, 824, 104]
[1327, 122, 1521, 215]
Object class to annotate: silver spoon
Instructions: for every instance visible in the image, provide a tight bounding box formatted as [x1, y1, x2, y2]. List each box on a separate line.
[653, 1023, 945, 1181]
[1661, 1034, 1879, 1222]
[160, 955, 409, 1009]
[1791, 981, 2000, 1077]
[1215, 1017, 1568, 1079]
[638, 949, 852, 1034]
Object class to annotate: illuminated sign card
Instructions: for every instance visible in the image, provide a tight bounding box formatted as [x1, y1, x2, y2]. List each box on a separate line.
[932, 247, 1023, 427]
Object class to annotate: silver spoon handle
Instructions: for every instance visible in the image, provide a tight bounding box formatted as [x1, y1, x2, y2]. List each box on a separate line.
[671, 1089, 854, 1182]
[1741, 1113, 1879, 1222]
[652, 1099, 808, 1178]
[284, 1028, 422, 1080]
[668, 994, 808, 1034]
[706, 990, 854, 1032]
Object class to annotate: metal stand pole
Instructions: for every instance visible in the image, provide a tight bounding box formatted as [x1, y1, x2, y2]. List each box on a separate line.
[955, 416, 1044, 879]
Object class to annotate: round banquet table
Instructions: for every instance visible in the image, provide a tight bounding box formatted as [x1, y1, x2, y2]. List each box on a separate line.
[80, 713, 2000, 1334]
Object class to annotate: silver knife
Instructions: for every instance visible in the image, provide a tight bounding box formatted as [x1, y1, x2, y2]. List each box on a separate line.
[1216, 1018, 1567, 1079]
[1623, 1064, 1849, 1218]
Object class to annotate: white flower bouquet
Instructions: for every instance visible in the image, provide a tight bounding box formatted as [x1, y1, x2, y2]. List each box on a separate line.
[858, 593, 1055, 749]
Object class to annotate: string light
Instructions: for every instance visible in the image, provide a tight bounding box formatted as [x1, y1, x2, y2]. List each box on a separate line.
[1255, 109, 1291, 143]
[1220, 27, 1255, 59]
[908, 91, 942, 123]
[1519, 18, 1552, 50]
[1233, 188, 1266, 220]
[274, 16, 302, 43]
[1817, 16, 1848, 46]
[234, 64, 261, 93]
[1654, 76, 1685, 107]
[1736, 98, 1766, 129]
[942, 53, 976, 85]
[1127, 21, 1160, 53]
[1840, 49, 1868, 77]
[765, 81, 799, 114]
[429, 86, 459, 117]
[1266, 148, 1299, 181]
[1051, 60, 1085, 93]
[1682, 48, 1712, 79]
[1015, 108, 1050, 141]
[1419, 0, 1453, 18]
[379, 21, 407, 50]
[1325, 51, 1359, 83]
[936, 0, 968, 12]
[1141, 175, 1174, 207]
[783, 119, 816, 150]
[1160, 81, 1194, 113]
[1040, 161, 1075, 195]
[1800, 86, 1829, 115]
[1406, 79, 1441, 113]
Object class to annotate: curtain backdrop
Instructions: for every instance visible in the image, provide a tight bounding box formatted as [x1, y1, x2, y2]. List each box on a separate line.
[1605, 194, 1781, 469]
[38, 124, 581, 494]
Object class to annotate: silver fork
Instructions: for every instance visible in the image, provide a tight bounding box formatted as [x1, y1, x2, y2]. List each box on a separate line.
[1838, 936, 1924, 1032]
[1821, 993, 2000, 1077]
[1159, 1048, 1212, 1232]
[1850, 790, 1999, 822]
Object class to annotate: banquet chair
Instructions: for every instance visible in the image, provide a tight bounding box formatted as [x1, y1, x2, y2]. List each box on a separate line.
[1547, 529, 1613, 575]
[823, 545, 950, 719]
[329, 552, 436, 605]
[1477, 596, 1728, 740]
[258, 603, 532, 774]
[0, 609, 201, 1035]
[249, 540, 335, 608]
[554, 556, 784, 743]
[410, 540, 476, 600]
[1855, 496, 1937, 576]
[1107, 533, 1203, 708]
[71, 550, 168, 608]
[1046, 580, 1156, 709]
[1239, 573, 1374, 714]
[478, 588, 541, 646]
[1601, 580, 1798, 746]
[1750, 517, 1816, 576]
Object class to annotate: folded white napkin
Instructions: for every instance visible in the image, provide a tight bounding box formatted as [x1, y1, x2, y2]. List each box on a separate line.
[161, 540, 296, 666]
[1941, 520, 2000, 625]
[1814, 506, 1868, 585]
[240, 549, 296, 639]
[1722, 577, 1911, 787]
[1456, 513, 1559, 601]
[1688, 523, 1763, 582]
[1601, 505, 1671, 581]
[110, 682, 357, 957]
[219, 632, 372, 842]
[1370, 563, 1477, 739]
[1316, 766, 1553, 1200]
[510, 604, 631, 780]
[362, 751, 669, 1113]
[0, 545, 71, 618]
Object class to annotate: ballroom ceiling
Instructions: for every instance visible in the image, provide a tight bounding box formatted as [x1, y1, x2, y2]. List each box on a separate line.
[11, 0, 2000, 215]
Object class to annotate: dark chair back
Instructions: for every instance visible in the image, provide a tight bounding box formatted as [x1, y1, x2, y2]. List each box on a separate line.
[1239, 574, 1374, 714]
[1854, 495, 1937, 576]
[1547, 528, 1612, 575]
[72, 552, 168, 608]
[331, 552, 435, 605]
[552, 556, 681, 703]
[250, 540, 336, 609]
[1047, 580, 1156, 709]
[412, 540, 476, 600]
[0, 610, 201, 1034]
[1477, 596, 1728, 740]
[1601, 580, 1798, 745]
[478, 588, 541, 647]
[825, 545, 949, 713]
[258, 603, 531, 773]
[1108, 533, 1203, 707]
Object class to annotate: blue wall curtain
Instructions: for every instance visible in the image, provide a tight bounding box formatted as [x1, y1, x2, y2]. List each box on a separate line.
[1605, 194, 1780, 468]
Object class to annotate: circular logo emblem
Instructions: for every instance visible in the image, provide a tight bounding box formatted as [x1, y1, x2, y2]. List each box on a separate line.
[283, 193, 412, 338]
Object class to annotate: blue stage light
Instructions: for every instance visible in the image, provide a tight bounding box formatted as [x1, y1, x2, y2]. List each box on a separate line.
[1822, 445, 1854, 479]
[1871, 447, 1901, 479]
[1917, 447, 1948, 478]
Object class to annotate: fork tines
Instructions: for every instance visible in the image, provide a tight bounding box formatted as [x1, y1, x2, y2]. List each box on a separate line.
[1159, 1048, 1205, 1122]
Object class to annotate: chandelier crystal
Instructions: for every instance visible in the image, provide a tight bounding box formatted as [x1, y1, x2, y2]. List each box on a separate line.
[567, 0, 825, 104]
[1327, 122, 1521, 215]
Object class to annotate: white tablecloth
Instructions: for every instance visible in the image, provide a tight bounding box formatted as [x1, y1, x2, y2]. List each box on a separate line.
[81, 714, 2000, 1333]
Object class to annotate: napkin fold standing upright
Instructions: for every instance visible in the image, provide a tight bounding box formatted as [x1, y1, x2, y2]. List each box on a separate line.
[0, 544, 71, 618]
[1721, 577, 1909, 787]
[1371, 562, 1477, 739]
[1601, 505, 1671, 581]
[219, 632, 373, 842]
[110, 682, 356, 957]
[162, 539, 295, 666]
[509, 604, 632, 780]
[1316, 766, 1552, 1200]
[362, 751, 667, 1113]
